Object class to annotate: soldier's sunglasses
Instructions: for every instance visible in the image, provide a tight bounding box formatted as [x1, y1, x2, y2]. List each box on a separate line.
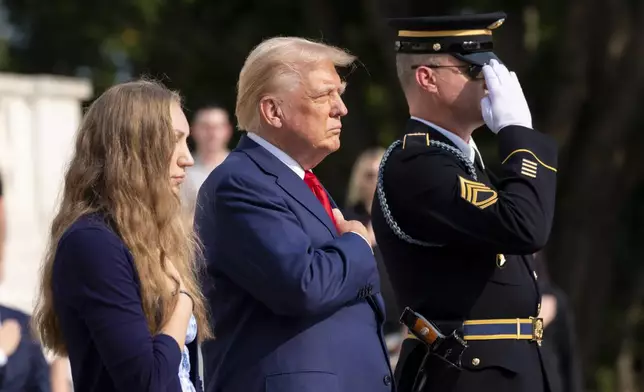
[411, 64, 484, 80]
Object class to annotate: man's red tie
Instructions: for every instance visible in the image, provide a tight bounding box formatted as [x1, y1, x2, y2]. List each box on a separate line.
[304, 171, 339, 232]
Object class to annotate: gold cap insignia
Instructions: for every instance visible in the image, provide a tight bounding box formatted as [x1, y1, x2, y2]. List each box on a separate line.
[487, 18, 505, 30]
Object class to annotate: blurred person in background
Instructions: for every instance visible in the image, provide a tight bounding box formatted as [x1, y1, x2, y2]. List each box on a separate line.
[534, 252, 583, 392]
[0, 174, 51, 391]
[196, 37, 393, 392]
[181, 105, 233, 217]
[31, 80, 213, 392]
[343, 147, 405, 366]
[344, 148, 383, 232]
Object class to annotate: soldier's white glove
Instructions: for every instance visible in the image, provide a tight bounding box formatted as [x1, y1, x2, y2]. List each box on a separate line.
[480, 59, 532, 133]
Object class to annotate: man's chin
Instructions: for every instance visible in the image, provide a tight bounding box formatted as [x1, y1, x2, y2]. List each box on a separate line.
[329, 139, 341, 153]
[323, 135, 341, 152]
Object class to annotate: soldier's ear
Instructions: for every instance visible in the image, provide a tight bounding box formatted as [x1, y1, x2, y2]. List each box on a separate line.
[415, 66, 439, 94]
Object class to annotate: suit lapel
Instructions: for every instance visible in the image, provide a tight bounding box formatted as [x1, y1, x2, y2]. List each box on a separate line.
[276, 175, 338, 237]
[236, 135, 337, 237]
[327, 191, 339, 209]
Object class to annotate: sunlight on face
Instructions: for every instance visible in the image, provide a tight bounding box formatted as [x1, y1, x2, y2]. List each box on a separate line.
[169, 102, 194, 194]
[281, 60, 348, 158]
[432, 57, 487, 125]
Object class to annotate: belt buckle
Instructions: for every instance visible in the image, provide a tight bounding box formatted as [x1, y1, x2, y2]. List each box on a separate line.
[530, 317, 544, 346]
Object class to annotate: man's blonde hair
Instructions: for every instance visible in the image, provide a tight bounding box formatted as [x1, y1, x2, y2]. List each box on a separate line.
[236, 37, 356, 131]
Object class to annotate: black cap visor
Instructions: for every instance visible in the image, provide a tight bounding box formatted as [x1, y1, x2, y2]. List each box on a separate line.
[453, 51, 502, 66]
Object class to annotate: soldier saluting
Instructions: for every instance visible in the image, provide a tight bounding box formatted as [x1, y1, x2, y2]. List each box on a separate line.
[371, 12, 558, 392]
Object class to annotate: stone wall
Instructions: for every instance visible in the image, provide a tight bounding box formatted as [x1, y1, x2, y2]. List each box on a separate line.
[0, 73, 93, 314]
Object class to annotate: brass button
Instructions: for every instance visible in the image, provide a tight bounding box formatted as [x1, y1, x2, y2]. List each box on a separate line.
[472, 358, 481, 366]
[537, 303, 542, 314]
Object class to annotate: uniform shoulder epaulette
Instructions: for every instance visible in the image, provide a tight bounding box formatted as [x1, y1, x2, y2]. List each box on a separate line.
[397, 133, 478, 181]
[402, 133, 431, 149]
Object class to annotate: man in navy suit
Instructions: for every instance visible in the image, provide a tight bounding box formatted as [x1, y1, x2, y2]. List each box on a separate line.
[196, 37, 394, 392]
[0, 175, 51, 391]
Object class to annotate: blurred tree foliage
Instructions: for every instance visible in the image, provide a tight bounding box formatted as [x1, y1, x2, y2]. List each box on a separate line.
[2, 0, 643, 390]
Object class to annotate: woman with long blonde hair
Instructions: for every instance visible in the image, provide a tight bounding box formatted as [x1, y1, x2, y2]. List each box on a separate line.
[32, 79, 212, 392]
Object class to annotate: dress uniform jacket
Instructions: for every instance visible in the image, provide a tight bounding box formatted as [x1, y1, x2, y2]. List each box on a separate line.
[371, 118, 558, 392]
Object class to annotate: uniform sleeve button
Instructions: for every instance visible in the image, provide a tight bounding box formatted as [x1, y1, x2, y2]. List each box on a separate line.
[472, 358, 481, 366]
[383, 374, 392, 386]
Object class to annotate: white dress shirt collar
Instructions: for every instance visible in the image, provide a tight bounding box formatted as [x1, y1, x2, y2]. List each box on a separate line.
[246, 132, 306, 179]
[410, 116, 484, 168]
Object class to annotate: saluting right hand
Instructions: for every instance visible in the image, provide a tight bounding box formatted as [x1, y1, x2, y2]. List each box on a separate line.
[332, 209, 370, 243]
[480, 59, 533, 133]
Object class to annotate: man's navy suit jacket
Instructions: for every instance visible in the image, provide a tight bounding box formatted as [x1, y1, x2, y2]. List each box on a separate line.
[196, 135, 394, 392]
[0, 305, 50, 391]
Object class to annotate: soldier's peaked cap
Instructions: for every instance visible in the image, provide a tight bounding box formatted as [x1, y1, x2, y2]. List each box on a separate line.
[387, 12, 507, 66]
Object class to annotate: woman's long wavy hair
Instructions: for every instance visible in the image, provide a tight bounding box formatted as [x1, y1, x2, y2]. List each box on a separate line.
[32, 79, 213, 355]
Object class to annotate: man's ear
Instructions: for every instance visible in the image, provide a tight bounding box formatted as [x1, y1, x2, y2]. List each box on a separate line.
[259, 97, 283, 128]
[415, 66, 439, 94]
